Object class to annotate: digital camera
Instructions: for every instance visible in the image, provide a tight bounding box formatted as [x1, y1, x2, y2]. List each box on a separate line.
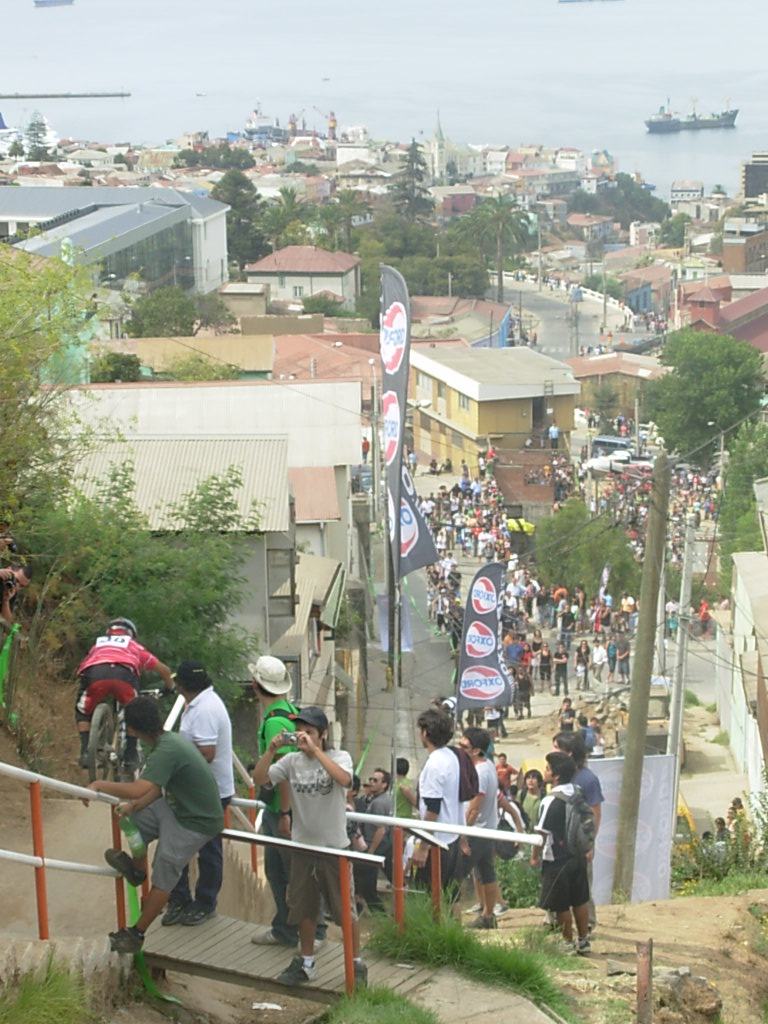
[279, 730, 299, 746]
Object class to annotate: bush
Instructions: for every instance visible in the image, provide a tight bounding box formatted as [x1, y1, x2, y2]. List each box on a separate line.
[0, 956, 96, 1024]
[496, 856, 541, 908]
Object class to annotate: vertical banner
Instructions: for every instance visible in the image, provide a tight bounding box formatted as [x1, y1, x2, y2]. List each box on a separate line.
[380, 264, 438, 580]
[455, 562, 514, 716]
[599, 562, 611, 601]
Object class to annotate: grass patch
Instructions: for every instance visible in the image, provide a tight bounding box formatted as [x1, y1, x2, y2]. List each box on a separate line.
[674, 869, 768, 898]
[685, 690, 701, 707]
[0, 957, 95, 1024]
[713, 730, 730, 746]
[367, 895, 575, 1020]
[325, 986, 439, 1024]
[496, 857, 540, 908]
[706, 702, 717, 713]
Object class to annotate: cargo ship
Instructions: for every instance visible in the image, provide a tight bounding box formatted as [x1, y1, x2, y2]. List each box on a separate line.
[34, 0, 74, 6]
[645, 102, 738, 133]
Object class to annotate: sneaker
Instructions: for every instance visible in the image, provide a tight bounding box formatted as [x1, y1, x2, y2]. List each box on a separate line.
[576, 937, 591, 956]
[277, 955, 316, 984]
[251, 928, 296, 947]
[354, 960, 368, 988]
[109, 925, 144, 954]
[464, 902, 483, 915]
[493, 903, 511, 918]
[78, 752, 89, 769]
[313, 936, 327, 952]
[467, 915, 497, 930]
[180, 904, 215, 926]
[104, 848, 146, 888]
[161, 901, 189, 927]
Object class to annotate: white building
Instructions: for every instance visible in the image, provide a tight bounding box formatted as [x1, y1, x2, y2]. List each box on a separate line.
[245, 245, 361, 312]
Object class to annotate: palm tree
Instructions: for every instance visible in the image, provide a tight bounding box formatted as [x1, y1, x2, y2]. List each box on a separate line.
[471, 194, 530, 303]
[335, 190, 370, 252]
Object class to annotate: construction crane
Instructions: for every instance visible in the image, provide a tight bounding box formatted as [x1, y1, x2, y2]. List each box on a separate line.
[288, 109, 307, 137]
[313, 106, 337, 140]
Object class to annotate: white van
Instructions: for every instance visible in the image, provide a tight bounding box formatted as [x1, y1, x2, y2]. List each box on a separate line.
[591, 435, 632, 457]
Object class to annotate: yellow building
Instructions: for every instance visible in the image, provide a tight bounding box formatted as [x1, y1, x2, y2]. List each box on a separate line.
[409, 346, 580, 465]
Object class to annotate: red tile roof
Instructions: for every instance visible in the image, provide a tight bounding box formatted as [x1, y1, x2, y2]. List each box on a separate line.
[245, 246, 360, 274]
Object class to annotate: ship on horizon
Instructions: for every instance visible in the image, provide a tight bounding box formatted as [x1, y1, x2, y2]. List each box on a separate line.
[34, 0, 74, 7]
[645, 101, 738, 133]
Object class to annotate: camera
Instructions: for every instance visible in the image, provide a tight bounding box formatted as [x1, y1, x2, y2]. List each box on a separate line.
[279, 730, 299, 747]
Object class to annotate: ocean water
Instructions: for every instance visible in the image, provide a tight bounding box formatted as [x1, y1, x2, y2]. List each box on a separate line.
[2, 0, 766, 198]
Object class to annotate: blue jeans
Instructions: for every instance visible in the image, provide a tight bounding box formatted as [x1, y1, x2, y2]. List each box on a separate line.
[170, 795, 230, 913]
[261, 809, 327, 944]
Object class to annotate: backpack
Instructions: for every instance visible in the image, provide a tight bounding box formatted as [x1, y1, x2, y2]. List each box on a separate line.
[554, 786, 595, 856]
[449, 745, 479, 802]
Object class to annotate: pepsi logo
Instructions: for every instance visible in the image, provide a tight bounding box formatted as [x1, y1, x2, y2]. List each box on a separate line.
[382, 391, 401, 465]
[471, 576, 497, 614]
[464, 620, 496, 658]
[401, 498, 419, 556]
[380, 301, 407, 375]
[459, 665, 505, 701]
[387, 489, 396, 543]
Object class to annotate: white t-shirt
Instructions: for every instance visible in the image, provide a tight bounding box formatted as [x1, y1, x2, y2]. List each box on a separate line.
[473, 758, 499, 829]
[418, 746, 461, 846]
[592, 644, 608, 667]
[269, 748, 353, 849]
[179, 686, 234, 799]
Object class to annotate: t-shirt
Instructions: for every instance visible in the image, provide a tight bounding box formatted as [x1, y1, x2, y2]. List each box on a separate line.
[362, 791, 393, 845]
[179, 686, 234, 800]
[395, 778, 415, 820]
[141, 731, 224, 837]
[269, 748, 353, 849]
[473, 758, 499, 829]
[258, 698, 299, 812]
[78, 634, 159, 677]
[573, 764, 604, 810]
[418, 745, 461, 846]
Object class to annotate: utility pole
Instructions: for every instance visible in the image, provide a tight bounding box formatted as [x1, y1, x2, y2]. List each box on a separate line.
[369, 359, 380, 520]
[634, 396, 641, 455]
[612, 452, 671, 902]
[602, 258, 607, 335]
[538, 216, 543, 292]
[668, 513, 696, 832]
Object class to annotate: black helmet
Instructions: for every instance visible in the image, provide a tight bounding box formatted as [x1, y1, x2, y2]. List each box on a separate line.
[107, 617, 137, 639]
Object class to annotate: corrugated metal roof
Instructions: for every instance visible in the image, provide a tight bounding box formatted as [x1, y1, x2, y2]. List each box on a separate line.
[271, 573, 314, 659]
[75, 436, 289, 532]
[410, 346, 579, 401]
[289, 467, 341, 523]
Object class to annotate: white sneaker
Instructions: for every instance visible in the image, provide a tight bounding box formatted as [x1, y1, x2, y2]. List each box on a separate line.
[464, 902, 483, 915]
[494, 903, 511, 917]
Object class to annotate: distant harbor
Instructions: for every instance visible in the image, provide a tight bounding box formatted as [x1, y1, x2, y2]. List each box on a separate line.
[34, 0, 74, 7]
[0, 91, 130, 99]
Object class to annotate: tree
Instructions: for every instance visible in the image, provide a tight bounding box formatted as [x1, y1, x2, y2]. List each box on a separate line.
[569, 174, 669, 230]
[583, 273, 624, 301]
[194, 293, 236, 335]
[25, 111, 51, 161]
[210, 169, 267, 274]
[127, 287, 197, 337]
[0, 248, 93, 512]
[335, 190, 370, 252]
[534, 499, 641, 597]
[469, 194, 530, 303]
[90, 350, 142, 383]
[643, 329, 764, 464]
[8, 139, 24, 159]
[658, 212, 692, 249]
[388, 139, 433, 222]
[164, 353, 240, 381]
[718, 422, 768, 591]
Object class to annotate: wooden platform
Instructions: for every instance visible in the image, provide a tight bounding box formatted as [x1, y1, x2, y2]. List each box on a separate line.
[142, 916, 432, 1003]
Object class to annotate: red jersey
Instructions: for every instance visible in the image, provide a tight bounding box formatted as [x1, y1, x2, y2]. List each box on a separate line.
[78, 634, 159, 676]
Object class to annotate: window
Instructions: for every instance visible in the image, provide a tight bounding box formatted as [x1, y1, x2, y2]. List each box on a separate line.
[458, 393, 470, 411]
[437, 382, 446, 400]
[278, 274, 286, 287]
[293, 285, 304, 298]
[417, 371, 431, 392]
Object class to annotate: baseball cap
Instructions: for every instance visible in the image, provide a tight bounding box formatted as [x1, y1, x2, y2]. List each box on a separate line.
[294, 706, 328, 733]
[175, 660, 211, 689]
[249, 655, 292, 695]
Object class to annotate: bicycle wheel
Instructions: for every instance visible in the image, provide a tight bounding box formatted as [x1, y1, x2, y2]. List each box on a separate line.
[88, 702, 116, 783]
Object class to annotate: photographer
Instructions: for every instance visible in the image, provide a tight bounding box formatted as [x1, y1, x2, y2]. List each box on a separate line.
[0, 562, 32, 625]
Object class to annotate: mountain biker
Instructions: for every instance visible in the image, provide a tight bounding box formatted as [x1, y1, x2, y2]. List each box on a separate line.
[75, 617, 174, 771]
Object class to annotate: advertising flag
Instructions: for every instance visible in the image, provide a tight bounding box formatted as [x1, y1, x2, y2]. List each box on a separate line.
[380, 265, 438, 580]
[455, 562, 514, 717]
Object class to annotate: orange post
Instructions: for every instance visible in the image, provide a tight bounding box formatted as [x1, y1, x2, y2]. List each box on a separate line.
[337, 855, 356, 994]
[392, 827, 405, 932]
[430, 847, 442, 922]
[248, 785, 258, 875]
[224, 805, 230, 830]
[29, 781, 49, 940]
[110, 809, 127, 930]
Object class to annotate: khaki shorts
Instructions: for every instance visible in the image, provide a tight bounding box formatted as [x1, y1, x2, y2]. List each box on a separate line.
[287, 849, 358, 926]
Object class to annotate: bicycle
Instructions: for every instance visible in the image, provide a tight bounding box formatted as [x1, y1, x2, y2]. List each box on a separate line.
[87, 687, 167, 783]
